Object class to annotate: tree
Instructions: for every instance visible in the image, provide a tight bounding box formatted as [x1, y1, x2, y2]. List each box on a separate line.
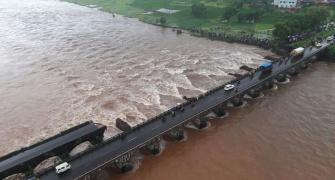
[305, 7, 330, 29]
[191, 3, 207, 18]
[273, 22, 292, 40]
[273, 6, 330, 41]
[160, 17, 166, 25]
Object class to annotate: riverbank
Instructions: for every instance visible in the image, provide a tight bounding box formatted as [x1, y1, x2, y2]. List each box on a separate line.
[63, 0, 282, 55]
[63, 0, 335, 59]
[63, 0, 281, 34]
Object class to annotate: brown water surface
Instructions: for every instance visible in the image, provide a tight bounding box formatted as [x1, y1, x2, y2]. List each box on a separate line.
[108, 62, 335, 180]
[0, 1, 334, 180]
[0, 0, 267, 155]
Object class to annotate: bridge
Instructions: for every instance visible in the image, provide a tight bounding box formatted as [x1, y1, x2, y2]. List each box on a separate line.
[0, 121, 106, 179]
[0, 40, 333, 180]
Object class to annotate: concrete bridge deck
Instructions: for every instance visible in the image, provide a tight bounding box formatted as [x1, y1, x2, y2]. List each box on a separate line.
[35, 41, 332, 180]
[0, 121, 106, 179]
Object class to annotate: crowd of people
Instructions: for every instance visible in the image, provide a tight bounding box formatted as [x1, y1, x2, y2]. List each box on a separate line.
[190, 28, 273, 49]
[288, 21, 335, 43]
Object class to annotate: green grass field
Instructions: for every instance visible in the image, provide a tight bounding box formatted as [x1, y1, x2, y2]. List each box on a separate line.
[64, 0, 335, 41]
[64, 0, 285, 33]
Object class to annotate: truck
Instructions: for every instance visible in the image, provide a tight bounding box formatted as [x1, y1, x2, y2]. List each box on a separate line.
[290, 47, 305, 58]
[258, 62, 273, 79]
[260, 62, 273, 71]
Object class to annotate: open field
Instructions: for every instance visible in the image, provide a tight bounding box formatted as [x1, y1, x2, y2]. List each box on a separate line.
[64, 0, 286, 33]
[64, 0, 335, 58]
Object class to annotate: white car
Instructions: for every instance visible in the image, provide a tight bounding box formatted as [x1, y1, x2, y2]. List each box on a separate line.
[316, 43, 322, 48]
[55, 162, 71, 174]
[224, 84, 235, 91]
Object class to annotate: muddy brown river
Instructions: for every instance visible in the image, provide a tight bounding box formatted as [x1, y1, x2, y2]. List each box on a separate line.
[0, 0, 334, 180]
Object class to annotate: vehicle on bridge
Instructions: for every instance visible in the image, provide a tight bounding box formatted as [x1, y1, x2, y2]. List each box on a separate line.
[260, 62, 273, 71]
[327, 36, 334, 43]
[258, 62, 273, 79]
[224, 84, 235, 91]
[55, 162, 71, 174]
[290, 47, 305, 58]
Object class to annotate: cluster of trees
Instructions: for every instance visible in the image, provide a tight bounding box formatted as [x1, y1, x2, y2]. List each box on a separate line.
[273, 7, 330, 41]
[222, 0, 266, 22]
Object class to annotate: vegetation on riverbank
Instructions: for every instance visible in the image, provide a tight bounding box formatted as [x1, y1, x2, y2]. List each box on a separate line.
[64, 0, 335, 59]
[65, 0, 335, 33]
[64, 0, 284, 34]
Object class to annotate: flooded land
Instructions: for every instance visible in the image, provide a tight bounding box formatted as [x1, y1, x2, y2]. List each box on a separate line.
[0, 0, 268, 156]
[0, 1, 334, 180]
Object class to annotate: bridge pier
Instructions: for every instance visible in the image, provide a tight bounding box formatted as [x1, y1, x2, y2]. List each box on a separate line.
[311, 55, 318, 62]
[231, 97, 243, 107]
[247, 89, 261, 98]
[263, 81, 274, 89]
[288, 67, 298, 76]
[145, 137, 162, 155]
[212, 106, 227, 117]
[191, 117, 209, 129]
[114, 152, 134, 173]
[300, 62, 308, 70]
[276, 74, 287, 83]
[168, 128, 185, 141]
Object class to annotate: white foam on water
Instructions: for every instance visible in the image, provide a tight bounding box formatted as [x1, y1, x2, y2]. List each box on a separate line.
[179, 130, 188, 142]
[219, 111, 230, 119]
[278, 78, 291, 84]
[0, 0, 271, 155]
[271, 84, 279, 91]
[154, 139, 166, 156]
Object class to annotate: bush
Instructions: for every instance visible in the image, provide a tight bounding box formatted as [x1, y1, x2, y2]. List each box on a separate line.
[160, 17, 166, 25]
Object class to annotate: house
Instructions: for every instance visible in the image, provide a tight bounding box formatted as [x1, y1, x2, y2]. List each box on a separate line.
[273, 0, 298, 8]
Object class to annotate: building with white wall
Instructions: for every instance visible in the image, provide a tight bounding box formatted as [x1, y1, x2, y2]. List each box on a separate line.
[273, 0, 298, 8]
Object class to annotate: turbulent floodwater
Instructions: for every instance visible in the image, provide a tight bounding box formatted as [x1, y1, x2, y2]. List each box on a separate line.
[108, 62, 335, 180]
[0, 0, 268, 155]
[1, 1, 334, 180]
